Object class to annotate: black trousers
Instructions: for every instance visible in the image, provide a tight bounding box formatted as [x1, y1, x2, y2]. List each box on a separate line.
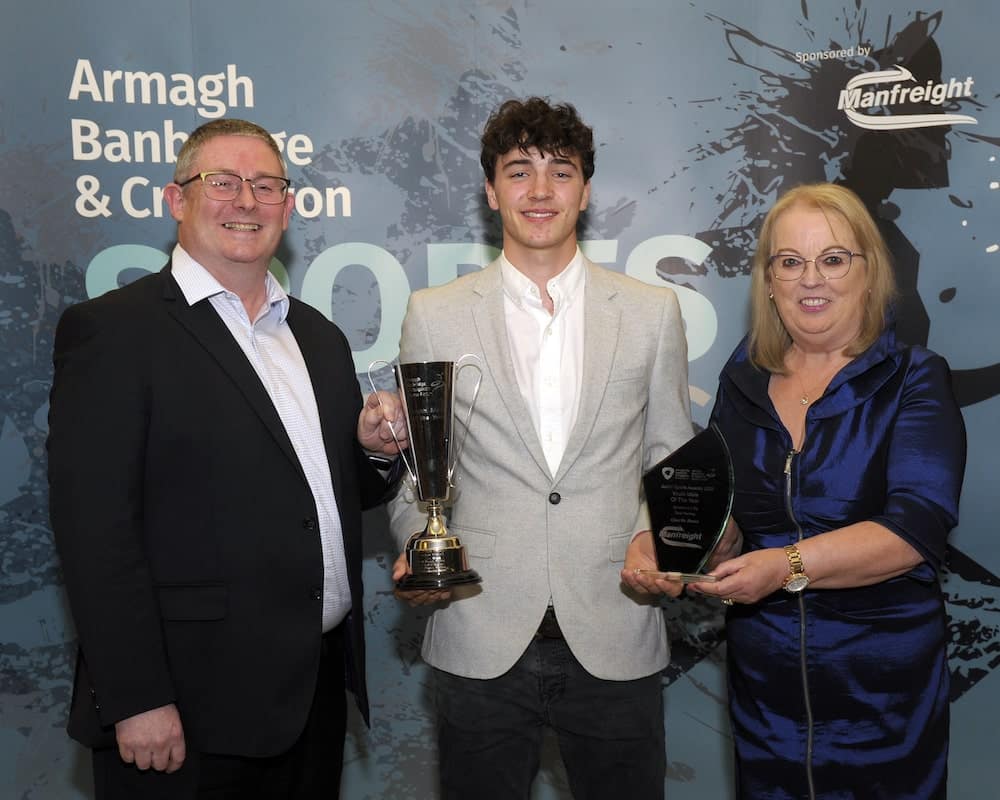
[92, 626, 347, 800]
[435, 609, 666, 800]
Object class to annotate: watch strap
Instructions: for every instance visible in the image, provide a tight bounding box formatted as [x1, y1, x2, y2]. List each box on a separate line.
[782, 543, 810, 592]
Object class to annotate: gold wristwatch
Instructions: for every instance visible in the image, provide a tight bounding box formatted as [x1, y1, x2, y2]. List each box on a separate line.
[782, 544, 810, 593]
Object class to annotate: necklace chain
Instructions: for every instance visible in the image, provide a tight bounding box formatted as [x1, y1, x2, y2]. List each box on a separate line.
[795, 360, 843, 406]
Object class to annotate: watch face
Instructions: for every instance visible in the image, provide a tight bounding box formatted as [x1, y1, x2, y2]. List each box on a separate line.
[784, 574, 810, 593]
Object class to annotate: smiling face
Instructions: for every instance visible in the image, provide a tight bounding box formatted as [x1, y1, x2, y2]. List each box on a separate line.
[768, 202, 869, 354]
[485, 146, 591, 272]
[164, 134, 293, 285]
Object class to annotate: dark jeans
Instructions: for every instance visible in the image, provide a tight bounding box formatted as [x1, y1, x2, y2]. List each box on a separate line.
[92, 626, 347, 800]
[434, 620, 666, 800]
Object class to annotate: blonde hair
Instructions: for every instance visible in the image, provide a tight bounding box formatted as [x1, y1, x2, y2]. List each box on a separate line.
[748, 183, 897, 373]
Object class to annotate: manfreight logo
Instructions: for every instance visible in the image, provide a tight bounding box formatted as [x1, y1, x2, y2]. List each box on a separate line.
[838, 66, 977, 131]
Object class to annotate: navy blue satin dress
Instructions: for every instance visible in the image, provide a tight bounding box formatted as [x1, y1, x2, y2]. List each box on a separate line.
[710, 328, 966, 800]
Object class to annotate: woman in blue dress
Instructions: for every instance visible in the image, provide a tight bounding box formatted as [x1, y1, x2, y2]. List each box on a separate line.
[627, 182, 966, 798]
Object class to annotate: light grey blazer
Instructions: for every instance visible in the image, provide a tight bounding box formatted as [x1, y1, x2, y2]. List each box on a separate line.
[388, 257, 693, 681]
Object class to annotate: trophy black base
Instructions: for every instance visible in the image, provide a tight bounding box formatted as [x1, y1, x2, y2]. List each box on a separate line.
[397, 529, 482, 590]
[396, 569, 482, 590]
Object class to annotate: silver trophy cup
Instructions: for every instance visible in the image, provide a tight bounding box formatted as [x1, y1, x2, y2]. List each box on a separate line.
[369, 356, 483, 589]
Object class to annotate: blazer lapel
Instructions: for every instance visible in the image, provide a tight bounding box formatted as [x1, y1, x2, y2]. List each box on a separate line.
[554, 261, 620, 484]
[160, 268, 306, 482]
[470, 264, 552, 479]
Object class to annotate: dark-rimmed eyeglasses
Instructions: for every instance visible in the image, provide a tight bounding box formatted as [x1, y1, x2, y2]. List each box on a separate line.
[177, 171, 291, 205]
[768, 249, 865, 281]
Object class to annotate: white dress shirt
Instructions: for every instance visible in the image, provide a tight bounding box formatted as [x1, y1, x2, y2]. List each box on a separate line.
[500, 248, 585, 476]
[171, 244, 351, 632]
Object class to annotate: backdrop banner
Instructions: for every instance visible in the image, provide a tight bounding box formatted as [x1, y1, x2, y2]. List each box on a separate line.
[2, 2, 997, 797]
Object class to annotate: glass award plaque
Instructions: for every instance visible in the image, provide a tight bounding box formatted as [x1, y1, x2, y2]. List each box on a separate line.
[639, 424, 734, 582]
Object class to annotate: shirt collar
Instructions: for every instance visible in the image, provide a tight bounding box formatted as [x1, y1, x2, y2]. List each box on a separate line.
[170, 244, 290, 322]
[500, 247, 585, 314]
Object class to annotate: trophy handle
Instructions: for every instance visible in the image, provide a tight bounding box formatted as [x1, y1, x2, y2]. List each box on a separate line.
[449, 353, 483, 484]
[366, 359, 417, 485]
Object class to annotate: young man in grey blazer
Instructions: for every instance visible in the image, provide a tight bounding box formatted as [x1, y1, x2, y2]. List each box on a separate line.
[388, 97, 693, 799]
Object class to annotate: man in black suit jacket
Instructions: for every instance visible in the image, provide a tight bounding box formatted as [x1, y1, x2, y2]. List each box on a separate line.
[47, 119, 404, 799]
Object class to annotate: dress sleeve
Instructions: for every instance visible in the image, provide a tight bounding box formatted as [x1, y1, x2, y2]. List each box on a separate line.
[871, 352, 967, 570]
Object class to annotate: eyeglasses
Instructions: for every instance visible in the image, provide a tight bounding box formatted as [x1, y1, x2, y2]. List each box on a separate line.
[768, 249, 864, 281]
[177, 171, 291, 204]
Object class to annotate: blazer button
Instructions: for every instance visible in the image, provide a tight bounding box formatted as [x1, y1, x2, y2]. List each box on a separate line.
[548, 492, 561, 505]
[302, 517, 317, 531]
[312, 588, 323, 601]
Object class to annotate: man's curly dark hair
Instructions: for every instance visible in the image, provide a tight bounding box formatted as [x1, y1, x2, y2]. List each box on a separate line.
[480, 97, 595, 183]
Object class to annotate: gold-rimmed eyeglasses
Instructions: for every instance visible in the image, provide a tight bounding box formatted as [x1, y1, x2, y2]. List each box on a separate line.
[177, 171, 291, 205]
[768, 249, 864, 280]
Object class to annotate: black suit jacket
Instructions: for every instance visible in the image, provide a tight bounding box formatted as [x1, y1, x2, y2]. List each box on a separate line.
[47, 264, 390, 756]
